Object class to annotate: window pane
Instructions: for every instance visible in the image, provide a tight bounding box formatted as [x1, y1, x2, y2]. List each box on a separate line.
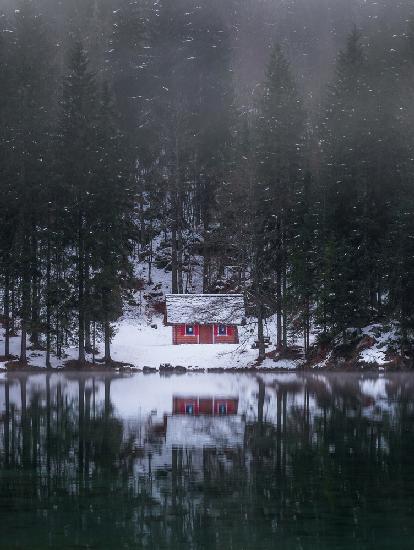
[186, 325, 194, 335]
[218, 324, 226, 335]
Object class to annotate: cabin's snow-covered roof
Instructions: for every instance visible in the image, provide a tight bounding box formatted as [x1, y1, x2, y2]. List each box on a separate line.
[165, 294, 245, 325]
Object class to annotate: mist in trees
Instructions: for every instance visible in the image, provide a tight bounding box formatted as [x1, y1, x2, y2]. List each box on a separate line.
[1, 0, 414, 364]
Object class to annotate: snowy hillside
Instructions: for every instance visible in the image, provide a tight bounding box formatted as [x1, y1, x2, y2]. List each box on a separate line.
[1, 255, 402, 371]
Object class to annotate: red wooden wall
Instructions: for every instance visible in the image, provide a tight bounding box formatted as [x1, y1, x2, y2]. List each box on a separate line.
[172, 324, 239, 345]
[214, 324, 239, 344]
[172, 324, 199, 344]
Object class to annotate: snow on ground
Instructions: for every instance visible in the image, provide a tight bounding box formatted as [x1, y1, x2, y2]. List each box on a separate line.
[0, 239, 321, 370]
[0, 256, 399, 371]
[360, 324, 399, 365]
[259, 357, 303, 370]
[313, 349, 333, 369]
[0, 330, 75, 369]
[92, 259, 304, 370]
[101, 317, 260, 369]
[0, 313, 302, 371]
[0, 313, 401, 371]
[360, 347, 387, 365]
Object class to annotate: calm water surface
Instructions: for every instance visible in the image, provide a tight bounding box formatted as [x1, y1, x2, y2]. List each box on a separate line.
[1, 371, 414, 549]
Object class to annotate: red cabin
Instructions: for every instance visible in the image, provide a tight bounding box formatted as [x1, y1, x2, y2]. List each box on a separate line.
[165, 294, 245, 345]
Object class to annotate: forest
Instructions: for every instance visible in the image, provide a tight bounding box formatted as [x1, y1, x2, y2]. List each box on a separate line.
[1, 0, 414, 366]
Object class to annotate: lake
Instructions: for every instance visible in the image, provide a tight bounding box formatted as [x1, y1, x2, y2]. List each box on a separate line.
[1, 372, 414, 549]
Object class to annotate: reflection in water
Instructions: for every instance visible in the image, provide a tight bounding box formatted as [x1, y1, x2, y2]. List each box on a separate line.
[1, 372, 414, 549]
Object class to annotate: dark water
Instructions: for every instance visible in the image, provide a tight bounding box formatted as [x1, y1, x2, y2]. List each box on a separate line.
[1, 372, 414, 549]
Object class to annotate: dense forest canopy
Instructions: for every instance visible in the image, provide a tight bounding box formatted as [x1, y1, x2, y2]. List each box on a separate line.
[1, 0, 414, 365]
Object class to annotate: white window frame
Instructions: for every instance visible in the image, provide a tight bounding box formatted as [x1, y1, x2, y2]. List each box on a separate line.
[185, 324, 195, 336]
[218, 324, 227, 336]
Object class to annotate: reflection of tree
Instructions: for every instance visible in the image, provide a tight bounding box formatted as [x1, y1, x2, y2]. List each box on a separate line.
[89, 379, 123, 470]
[1, 373, 414, 548]
[4, 379, 10, 467]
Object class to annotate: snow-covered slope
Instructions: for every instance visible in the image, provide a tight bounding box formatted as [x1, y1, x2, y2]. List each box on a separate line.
[0, 254, 404, 371]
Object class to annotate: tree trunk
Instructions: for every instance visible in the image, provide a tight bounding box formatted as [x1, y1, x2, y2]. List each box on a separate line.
[282, 262, 288, 350]
[55, 252, 61, 359]
[56, 312, 61, 360]
[46, 216, 52, 369]
[171, 225, 178, 294]
[203, 234, 210, 293]
[78, 213, 85, 364]
[20, 268, 30, 364]
[84, 260, 92, 354]
[92, 322, 96, 364]
[104, 317, 111, 366]
[10, 281, 15, 335]
[177, 228, 184, 293]
[304, 295, 310, 358]
[276, 268, 282, 350]
[4, 266, 10, 357]
[30, 226, 40, 348]
[84, 319, 92, 353]
[257, 302, 266, 362]
[172, 130, 184, 294]
[148, 233, 153, 285]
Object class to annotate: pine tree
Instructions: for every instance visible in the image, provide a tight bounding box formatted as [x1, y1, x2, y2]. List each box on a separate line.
[59, 42, 98, 364]
[4, 3, 56, 362]
[386, 18, 414, 354]
[255, 44, 305, 351]
[90, 83, 134, 365]
[319, 29, 371, 339]
[0, 28, 17, 358]
[190, 1, 235, 292]
[290, 171, 318, 357]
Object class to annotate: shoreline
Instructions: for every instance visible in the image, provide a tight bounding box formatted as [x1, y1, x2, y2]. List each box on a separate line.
[1, 363, 412, 374]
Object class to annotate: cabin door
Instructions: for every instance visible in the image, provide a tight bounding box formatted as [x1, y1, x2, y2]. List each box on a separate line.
[199, 325, 213, 344]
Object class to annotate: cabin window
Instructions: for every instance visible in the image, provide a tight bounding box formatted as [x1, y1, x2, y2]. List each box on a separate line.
[218, 324, 227, 336]
[218, 403, 227, 415]
[185, 403, 194, 415]
[186, 325, 195, 336]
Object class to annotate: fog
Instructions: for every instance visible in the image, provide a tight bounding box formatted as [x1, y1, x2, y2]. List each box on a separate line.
[1, 0, 413, 111]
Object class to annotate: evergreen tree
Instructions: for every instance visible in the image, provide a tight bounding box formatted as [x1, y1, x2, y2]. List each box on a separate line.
[58, 42, 98, 364]
[387, 18, 414, 353]
[290, 171, 318, 357]
[319, 29, 370, 339]
[0, 28, 17, 358]
[5, 3, 56, 362]
[90, 83, 134, 365]
[255, 44, 305, 351]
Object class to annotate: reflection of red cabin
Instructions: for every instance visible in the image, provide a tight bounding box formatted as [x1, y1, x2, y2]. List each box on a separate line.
[173, 396, 238, 416]
[165, 294, 245, 345]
